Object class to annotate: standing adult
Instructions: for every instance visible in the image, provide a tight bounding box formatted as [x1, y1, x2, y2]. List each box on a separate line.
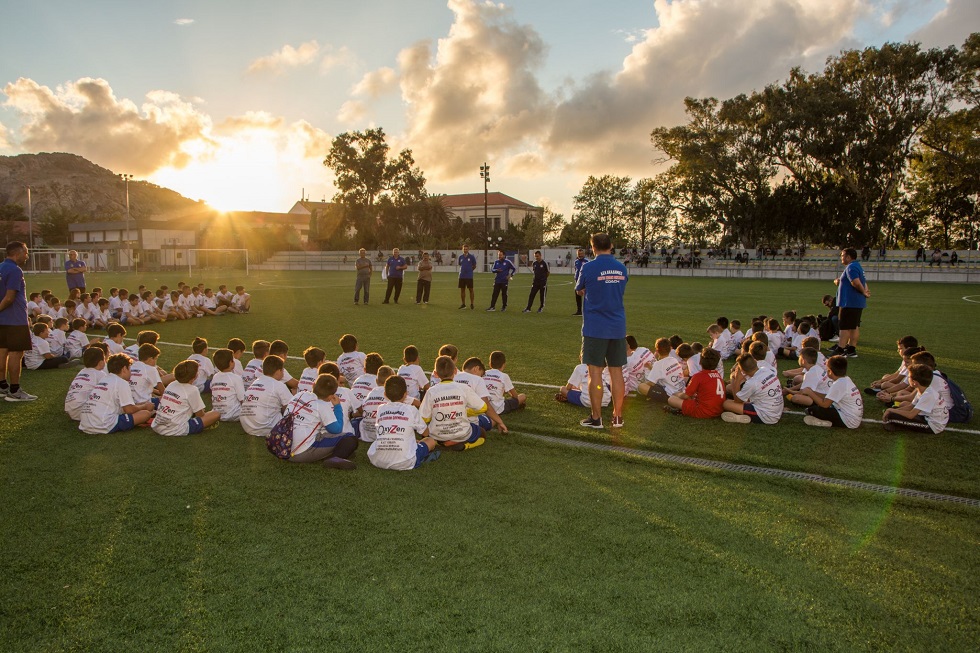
[353, 248, 373, 305]
[575, 233, 628, 429]
[64, 250, 87, 294]
[457, 244, 477, 310]
[0, 242, 37, 401]
[831, 247, 870, 358]
[572, 248, 589, 316]
[415, 252, 433, 304]
[486, 250, 516, 312]
[382, 248, 408, 304]
[523, 250, 550, 313]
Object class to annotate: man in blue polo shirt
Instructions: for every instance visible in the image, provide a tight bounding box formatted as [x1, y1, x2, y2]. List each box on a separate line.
[832, 247, 870, 358]
[64, 249, 87, 294]
[382, 247, 408, 304]
[575, 233, 627, 429]
[572, 248, 589, 315]
[486, 249, 516, 312]
[457, 244, 477, 309]
[0, 242, 37, 402]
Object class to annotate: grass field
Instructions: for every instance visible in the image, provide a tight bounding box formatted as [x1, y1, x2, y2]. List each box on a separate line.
[2, 270, 978, 651]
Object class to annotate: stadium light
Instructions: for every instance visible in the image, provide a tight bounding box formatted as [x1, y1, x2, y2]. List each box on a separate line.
[26, 185, 34, 250]
[120, 173, 134, 271]
[480, 163, 490, 271]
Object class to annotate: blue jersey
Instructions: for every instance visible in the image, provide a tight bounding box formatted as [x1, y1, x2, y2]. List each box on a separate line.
[575, 254, 628, 339]
[491, 258, 516, 284]
[386, 256, 407, 279]
[64, 259, 86, 288]
[836, 261, 867, 309]
[573, 256, 590, 283]
[0, 257, 28, 326]
[458, 253, 477, 279]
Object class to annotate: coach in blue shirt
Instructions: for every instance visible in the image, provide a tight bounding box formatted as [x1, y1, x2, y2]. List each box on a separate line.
[486, 250, 516, 311]
[572, 247, 589, 315]
[833, 247, 870, 358]
[0, 242, 36, 402]
[382, 248, 408, 304]
[575, 233, 627, 429]
[64, 250, 87, 293]
[457, 245, 477, 309]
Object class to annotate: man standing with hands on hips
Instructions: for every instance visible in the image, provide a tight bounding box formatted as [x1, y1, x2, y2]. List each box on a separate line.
[572, 248, 589, 316]
[382, 248, 408, 304]
[0, 242, 38, 402]
[486, 249, 516, 312]
[575, 234, 627, 429]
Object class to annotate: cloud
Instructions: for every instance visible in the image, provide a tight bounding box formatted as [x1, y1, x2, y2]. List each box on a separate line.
[910, 0, 980, 48]
[2, 77, 210, 174]
[247, 40, 321, 75]
[352, 67, 398, 98]
[321, 45, 357, 72]
[174, 18, 194, 26]
[395, 0, 554, 179]
[0, 120, 9, 151]
[545, 0, 870, 174]
[336, 100, 368, 125]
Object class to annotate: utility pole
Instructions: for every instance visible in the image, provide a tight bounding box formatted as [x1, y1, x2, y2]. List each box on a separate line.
[26, 186, 34, 250]
[480, 162, 490, 272]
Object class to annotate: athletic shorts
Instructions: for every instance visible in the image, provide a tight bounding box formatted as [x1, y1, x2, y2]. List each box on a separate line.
[443, 423, 482, 443]
[413, 442, 430, 468]
[581, 336, 627, 368]
[477, 414, 492, 431]
[681, 398, 723, 419]
[566, 389, 586, 407]
[502, 396, 521, 413]
[109, 413, 136, 433]
[188, 417, 205, 434]
[838, 307, 863, 330]
[740, 402, 767, 424]
[0, 325, 31, 351]
[458, 278, 474, 289]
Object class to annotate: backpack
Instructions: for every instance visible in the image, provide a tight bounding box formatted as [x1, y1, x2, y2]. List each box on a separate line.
[266, 399, 318, 460]
[940, 372, 973, 424]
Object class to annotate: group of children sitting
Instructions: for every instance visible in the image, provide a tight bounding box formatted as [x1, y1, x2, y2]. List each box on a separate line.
[23, 282, 251, 372]
[557, 312, 967, 435]
[63, 328, 527, 472]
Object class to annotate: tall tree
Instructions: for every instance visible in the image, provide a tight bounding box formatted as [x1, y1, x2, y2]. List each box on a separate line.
[572, 175, 639, 243]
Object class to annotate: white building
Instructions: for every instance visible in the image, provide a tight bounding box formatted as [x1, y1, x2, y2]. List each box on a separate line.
[440, 193, 543, 232]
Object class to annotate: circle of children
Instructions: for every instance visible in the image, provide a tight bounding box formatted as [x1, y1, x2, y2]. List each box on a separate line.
[34, 282, 969, 472]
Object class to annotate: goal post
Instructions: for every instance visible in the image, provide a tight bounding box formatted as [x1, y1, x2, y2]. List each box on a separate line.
[185, 249, 250, 277]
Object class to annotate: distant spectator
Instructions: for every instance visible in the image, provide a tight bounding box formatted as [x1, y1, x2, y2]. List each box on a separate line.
[950, 251, 959, 266]
[929, 248, 942, 267]
[915, 246, 924, 262]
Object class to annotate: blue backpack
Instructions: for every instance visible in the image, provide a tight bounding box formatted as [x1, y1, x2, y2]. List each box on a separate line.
[941, 372, 973, 424]
[266, 399, 317, 459]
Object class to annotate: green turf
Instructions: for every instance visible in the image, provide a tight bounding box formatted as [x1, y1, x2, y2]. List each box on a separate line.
[1, 271, 977, 651]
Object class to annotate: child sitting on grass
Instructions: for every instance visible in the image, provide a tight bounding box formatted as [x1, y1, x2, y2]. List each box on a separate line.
[802, 355, 864, 428]
[421, 356, 488, 451]
[721, 353, 784, 425]
[79, 353, 155, 434]
[241, 355, 293, 437]
[65, 347, 107, 421]
[638, 338, 686, 403]
[284, 373, 358, 469]
[663, 347, 725, 419]
[782, 348, 830, 407]
[881, 364, 949, 434]
[152, 360, 221, 436]
[210, 348, 245, 422]
[368, 376, 440, 471]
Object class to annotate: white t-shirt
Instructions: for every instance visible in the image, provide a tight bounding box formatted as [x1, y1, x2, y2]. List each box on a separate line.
[242, 358, 264, 389]
[124, 343, 140, 359]
[767, 330, 784, 354]
[337, 351, 366, 382]
[79, 374, 136, 434]
[240, 374, 293, 437]
[231, 291, 250, 308]
[66, 330, 90, 359]
[736, 368, 784, 424]
[108, 296, 123, 313]
[232, 358, 244, 376]
[203, 295, 218, 310]
[731, 329, 745, 349]
[645, 357, 686, 396]
[712, 331, 735, 359]
[297, 366, 320, 393]
[913, 384, 949, 433]
[129, 360, 162, 403]
[97, 308, 112, 324]
[152, 381, 206, 436]
[210, 371, 245, 421]
[350, 373, 379, 410]
[688, 352, 723, 377]
[454, 371, 491, 423]
[163, 297, 176, 313]
[285, 391, 340, 456]
[397, 363, 429, 399]
[27, 300, 39, 316]
[482, 368, 515, 414]
[65, 367, 107, 421]
[368, 401, 429, 471]
[24, 335, 51, 370]
[800, 365, 830, 395]
[623, 347, 655, 391]
[46, 329, 67, 358]
[104, 338, 126, 355]
[188, 353, 216, 392]
[336, 386, 355, 434]
[567, 364, 611, 408]
[358, 386, 389, 442]
[825, 376, 863, 429]
[932, 371, 953, 412]
[419, 381, 486, 442]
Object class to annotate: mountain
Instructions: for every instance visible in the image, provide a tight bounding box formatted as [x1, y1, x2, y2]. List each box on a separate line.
[0, 152, 203, 221]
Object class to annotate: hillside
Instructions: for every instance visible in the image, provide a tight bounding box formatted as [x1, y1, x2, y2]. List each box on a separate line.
[0, 152, 203, 220]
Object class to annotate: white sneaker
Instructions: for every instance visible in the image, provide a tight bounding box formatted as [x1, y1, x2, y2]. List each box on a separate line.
[721, 411, 751, 424]
[829, 335, 839, 342]
[804, 415, 833, 428]
[5, 389, 38, 402]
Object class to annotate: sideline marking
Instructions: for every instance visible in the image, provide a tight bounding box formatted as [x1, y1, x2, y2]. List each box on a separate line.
[962, 295, 980, 304]
[511, 431, 980, 508]
[136, 339, 980, 437]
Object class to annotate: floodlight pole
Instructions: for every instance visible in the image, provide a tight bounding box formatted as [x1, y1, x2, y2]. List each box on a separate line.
[120, 173, 134, 271]
[480, 162, 490, 272]
[26, 186, 34, 250]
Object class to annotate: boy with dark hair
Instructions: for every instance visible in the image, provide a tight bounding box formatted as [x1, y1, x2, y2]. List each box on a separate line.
[351, 352, 384, 410]
[369, 375, 441, 470]
[483, 350, 526, 414]
[284, 373, 358, 468]
[721, 353, 783, 425]
[420, 356, 488, 451]
[24, 323, 71, 370]
[210, 348, 245, 422]
[882, 364, 948, 433]
[337, 333, 366, 383]
[104, 322, 127, 356]
[152, 360, 221, 436]
[664, 347, 724, 418]
[129, 344, 165, 408]
[65, 347, 107, 421]
[356, 366, 395, 441]
[79, 353, 155, 434]
[397, 345, 430, 400]
[242, 339, 271, 388]
[454, 356, 508, 432]
[299, 346, 327, 393]
[782, 348, 829, 407]
[269, 340, 299, 392]
[622, 335, 655, 393]
[227, 337, 247, 375]
[802, 355, 863, 428]
[639, 338, 686, 402]
[241, 355, 293, 437]
[189, 337, 216, 394]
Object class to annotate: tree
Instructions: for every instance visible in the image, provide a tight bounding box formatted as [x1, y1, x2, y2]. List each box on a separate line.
[572, 175, 639, 244]
[37, 207, 85, 246]
[323, 128, 428, 248]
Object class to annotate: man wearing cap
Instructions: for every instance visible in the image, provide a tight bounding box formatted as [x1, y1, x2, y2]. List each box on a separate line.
[354, 248, 373, 305]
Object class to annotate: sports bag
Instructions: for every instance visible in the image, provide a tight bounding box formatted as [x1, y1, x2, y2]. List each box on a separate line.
[266, 399, 318, 459]
[941, 372, 973, 424]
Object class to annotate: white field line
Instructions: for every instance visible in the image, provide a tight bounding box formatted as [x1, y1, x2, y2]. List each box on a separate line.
[137, 338, 980, 437]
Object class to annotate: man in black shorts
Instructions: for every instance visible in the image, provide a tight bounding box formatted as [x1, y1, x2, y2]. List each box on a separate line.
[0, 242, 38, 401]
[457, 245, 477, 309]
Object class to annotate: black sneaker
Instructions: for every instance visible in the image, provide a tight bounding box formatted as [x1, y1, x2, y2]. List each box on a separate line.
[844, 347, 858, 358]
[580, 416, 603, 429]
[661, 405, 682, 416]
[522, 308, 531, 313]
[459, 304, 466, 309]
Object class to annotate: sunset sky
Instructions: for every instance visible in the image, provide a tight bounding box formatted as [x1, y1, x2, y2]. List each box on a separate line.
[1, 0, 976, 216]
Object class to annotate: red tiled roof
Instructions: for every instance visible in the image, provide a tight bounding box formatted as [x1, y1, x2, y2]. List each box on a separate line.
[439, 192, 537, 209]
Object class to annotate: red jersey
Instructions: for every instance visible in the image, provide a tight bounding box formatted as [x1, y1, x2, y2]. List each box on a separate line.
[681, 369, 726, 419]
